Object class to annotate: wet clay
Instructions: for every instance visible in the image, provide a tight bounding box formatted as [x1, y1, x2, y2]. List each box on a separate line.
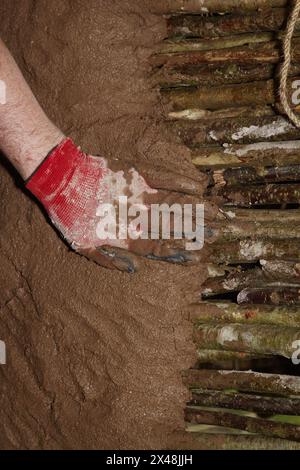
[0, 0, 208, 449]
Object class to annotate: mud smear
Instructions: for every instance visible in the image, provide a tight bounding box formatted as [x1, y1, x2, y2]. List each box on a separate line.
[0, 0, 208, 449]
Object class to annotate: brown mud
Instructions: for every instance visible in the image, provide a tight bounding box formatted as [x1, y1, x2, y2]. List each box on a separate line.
[0, 0, 208, 449]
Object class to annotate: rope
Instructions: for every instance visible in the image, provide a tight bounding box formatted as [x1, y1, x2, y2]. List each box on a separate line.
[280, 0, 300, 128]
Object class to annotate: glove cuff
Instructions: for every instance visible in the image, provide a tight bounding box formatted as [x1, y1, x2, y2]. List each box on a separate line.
[26, 137, 82, 204]
[25, 137, 89, 231]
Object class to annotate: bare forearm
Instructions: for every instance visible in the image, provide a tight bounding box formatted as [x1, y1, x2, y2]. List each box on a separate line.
[0, 38, 64, 179]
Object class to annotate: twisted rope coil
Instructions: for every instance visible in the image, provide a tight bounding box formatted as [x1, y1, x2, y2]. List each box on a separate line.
[280, 0, 300, 127]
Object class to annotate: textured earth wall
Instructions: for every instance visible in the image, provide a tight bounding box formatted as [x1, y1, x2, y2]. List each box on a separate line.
[0, 0, 207, 450]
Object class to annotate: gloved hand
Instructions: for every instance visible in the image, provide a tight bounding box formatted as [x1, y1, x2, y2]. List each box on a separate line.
[26, 138, 214, 272]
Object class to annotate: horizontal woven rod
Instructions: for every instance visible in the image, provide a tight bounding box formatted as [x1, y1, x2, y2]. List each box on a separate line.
[212, 165, 300, 188]
[237, 286, 300, 305]
[193, 323, 300, 358]
[158, 62, 300, 89]
[218, 208, 300, 222]
[171, 116, 300, 146]
[185, 407, 300, 441]
[211, 219, 300, 241]
[196, 349, 268, 362]
[160, 33, 274, 53]
[154, 0, 287, 14]
[151, 41, 281, 68]
[152, 36, 300, 68]
[168, 105, 275, 122]
[166, 9, 297, 39]
[188, 432, 300, 450]
[163, 79, 276, 111]
[208, 239, 300, 264]
[157, 63, 278, 89]
[261, 259, 300, 278]
[192, 141, 300, 168]
[163, 76, 300, 111]
[190, 388, 300, 415]
[182, 369, 300, 395]
[222, 183, 300, 206]
[202, 265, 300, 295]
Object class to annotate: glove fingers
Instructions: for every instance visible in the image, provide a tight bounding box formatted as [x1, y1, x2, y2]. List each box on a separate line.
[80, 238, 206, 269]
[145, 192, 218, 220]
[141, 167, 207, 196]
[78, 246, 139, 273]
[104, 159, 206, 196]
[128, 239, 204, 265]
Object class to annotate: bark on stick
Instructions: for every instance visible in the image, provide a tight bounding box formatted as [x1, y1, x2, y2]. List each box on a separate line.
[208, 239, 300, 264]
[157, 63, 278, 89]
[163, 77, 300, 112]
[164, 79, 276, 111]
[218, 208, 300, 223]
[191, 302, 300, 328]
[168, 105, 274, 122]
[160, 34, 274, 53]
[156, 1, 287, 15]
[182, 369, 300, 395]
[192, 142, 300, 169]
[223, 183, 300, 206]
[213, 219, 300, 241]
[171, 116, 300, 146]
[261, 259, 300, 279]
[153, 36, 300, 69]
[151, 41, 281, 68]
[213, 165, 300, 187]
[167, 10, 292, 38]
[190, 433, 300, 450]
[196, 349, 267, 362]
[193, 323, 300, 358]
[185, 407, 300, 441]
[237, 287, 300, 306]
[201, 269, 268, 295]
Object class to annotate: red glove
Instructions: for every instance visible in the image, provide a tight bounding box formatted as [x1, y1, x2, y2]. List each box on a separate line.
[26, 138, 211, 271]
[27, 138, 105, 247]
[26, 138, 155, 250]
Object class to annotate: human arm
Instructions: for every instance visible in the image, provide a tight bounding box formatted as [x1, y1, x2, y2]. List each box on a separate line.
[0, 38, 212, 272]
